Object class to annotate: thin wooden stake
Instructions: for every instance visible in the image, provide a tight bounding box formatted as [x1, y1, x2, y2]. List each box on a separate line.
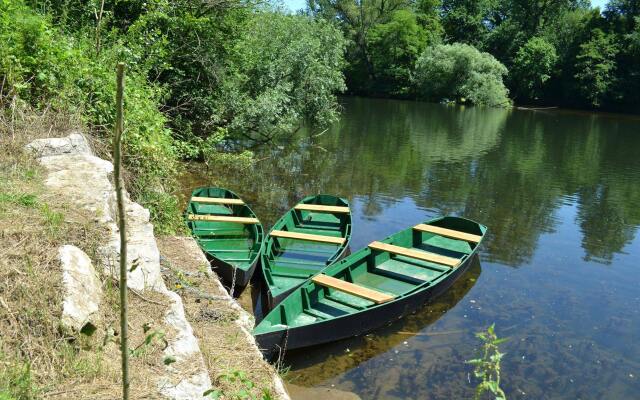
[114, 62, 129, 400]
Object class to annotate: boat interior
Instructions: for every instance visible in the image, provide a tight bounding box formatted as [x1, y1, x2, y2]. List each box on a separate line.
[263, 196, 351, 295]
[187, 188, 263, 270]
[256, 217, 484, 330]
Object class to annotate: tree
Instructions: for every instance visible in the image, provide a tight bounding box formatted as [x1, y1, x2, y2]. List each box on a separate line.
[219, 12, 347, 141]
[307, 0, 414, 93]
[413, 43, 510, 106]
[440, 0, 495, 47]
[366, 10, 428, 95]
[574, 28, 619, 107]
[511, 37, 558, 101]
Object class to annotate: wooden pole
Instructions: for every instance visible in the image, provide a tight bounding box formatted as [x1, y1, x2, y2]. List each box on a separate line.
[114, 62, 129, 400]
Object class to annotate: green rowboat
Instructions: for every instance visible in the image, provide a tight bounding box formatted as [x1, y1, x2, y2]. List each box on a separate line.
[185, 187, 264, 291]
[254, 216, 486, 355]
[261, 195, 352, 309]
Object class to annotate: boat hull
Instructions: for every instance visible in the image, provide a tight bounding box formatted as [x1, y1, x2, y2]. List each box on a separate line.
[209, 254, 259, 293]
[185, 187, 264, 296]
[255, 252, 477, 357]
[260, 194, 352, 311]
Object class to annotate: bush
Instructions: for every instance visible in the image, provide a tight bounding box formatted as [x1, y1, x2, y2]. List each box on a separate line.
[221, 11, 346, 141]
[413, 43, 511, 107]
[511, 37, 558, 101]
[0, 0, 182, 233]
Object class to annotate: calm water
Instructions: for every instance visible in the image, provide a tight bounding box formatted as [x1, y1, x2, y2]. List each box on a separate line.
[182, 97, 640, 399]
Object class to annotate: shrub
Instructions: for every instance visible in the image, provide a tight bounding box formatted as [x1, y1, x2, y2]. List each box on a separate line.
[413, 43, 511, 107]
[0, 0, 182, 232]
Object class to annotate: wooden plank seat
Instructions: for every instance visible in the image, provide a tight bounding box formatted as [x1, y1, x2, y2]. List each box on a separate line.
[413, 224, 481, 243]
[191, 196, 245, 205]
[369, 241, 460, 267]
[187, 214, 259, 224]
[312, 274, 395, 304]
[294, 204, 350, 214]
[270, 230, 346, 245]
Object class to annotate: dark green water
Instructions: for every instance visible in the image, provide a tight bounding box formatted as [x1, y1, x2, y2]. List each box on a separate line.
[182, 97, 640, 399]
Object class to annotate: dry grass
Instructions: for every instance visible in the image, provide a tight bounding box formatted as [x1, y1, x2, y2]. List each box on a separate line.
[157, 236, 280, 400]
[0, 109, 171, 399]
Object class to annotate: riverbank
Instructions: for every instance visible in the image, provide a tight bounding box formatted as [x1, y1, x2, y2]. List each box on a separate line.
[157, 236, 289, 399]
[0, 126, 288, 399]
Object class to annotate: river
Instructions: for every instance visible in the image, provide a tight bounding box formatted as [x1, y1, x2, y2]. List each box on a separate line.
[181, 96, 640, 399]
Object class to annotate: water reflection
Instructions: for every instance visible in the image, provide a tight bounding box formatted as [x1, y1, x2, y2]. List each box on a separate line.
[180, 97, 640, 399]
[181, 97, 640, 267]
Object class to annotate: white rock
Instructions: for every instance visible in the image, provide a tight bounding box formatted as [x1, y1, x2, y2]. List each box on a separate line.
[28, 135, 214, 399]
[26, 132, 92, 157]
[59, 245, 103, 332]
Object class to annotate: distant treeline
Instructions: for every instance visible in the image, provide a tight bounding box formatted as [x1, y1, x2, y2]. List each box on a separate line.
[307, 0, 640, 112]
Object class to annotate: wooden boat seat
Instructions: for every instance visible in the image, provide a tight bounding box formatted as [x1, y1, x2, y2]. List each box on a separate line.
[312, 274, 395, 304]
[369, 241, 460, 267]
[191, 196, 245, 205]
[294, 204, 350, 213]
[270, 230, 345, 245]
[187, 214, 259, 224]
[413, 224, 481, 243]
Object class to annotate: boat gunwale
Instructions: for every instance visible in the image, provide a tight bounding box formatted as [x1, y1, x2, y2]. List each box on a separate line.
[254, 216, 486, 335]
[186, 187, 265, 274]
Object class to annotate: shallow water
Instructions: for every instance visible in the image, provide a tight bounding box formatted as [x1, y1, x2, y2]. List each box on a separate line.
[181, 97, 640, 399]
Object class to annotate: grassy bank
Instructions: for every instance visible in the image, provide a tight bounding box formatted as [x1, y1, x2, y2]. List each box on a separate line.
[0, 115, 176, 398]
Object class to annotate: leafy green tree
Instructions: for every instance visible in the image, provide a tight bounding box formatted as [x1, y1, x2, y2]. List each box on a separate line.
[413, 43, 510, 106]
[307, 0, 413, 93]
[574, 28, 619, 107]
[128, 3, 346, 143]
[440, 0, 495, 47]
[366, 10, 428, 95]
[511, 37, 558, 101]
[220, 12, 347, 141]
[415, 0, 444, 40]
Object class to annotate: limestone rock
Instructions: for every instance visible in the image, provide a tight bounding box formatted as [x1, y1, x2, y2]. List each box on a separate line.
[27, 134, 213, 399]
[26, 132, 92, 157]
[39, 154, 116, 224]
[59, 245, 103, 332]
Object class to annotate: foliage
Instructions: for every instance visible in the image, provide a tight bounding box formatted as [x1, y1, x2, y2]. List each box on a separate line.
[366, 10, 428, 95]
[125, 3, 346, 143]
[310, 0, 640, 111]
[440, 0, 495, 47]
[1, 0, 347, 231]
[0, 0, 181, 232]
[574, 28, 619, 107]
[511, 37, 558, 101]
[220, 12, 346, 142]
[467, 324, 508, 400]
[204, 370, 273, 400]
[308, 0, 437, 95]
[414, 43, 510, 106]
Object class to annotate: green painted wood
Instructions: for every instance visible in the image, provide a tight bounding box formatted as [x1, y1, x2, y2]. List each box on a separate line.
[185, 187, 264, 277]
[254, 216, 487, 335]
[261, 194, 352, 302]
